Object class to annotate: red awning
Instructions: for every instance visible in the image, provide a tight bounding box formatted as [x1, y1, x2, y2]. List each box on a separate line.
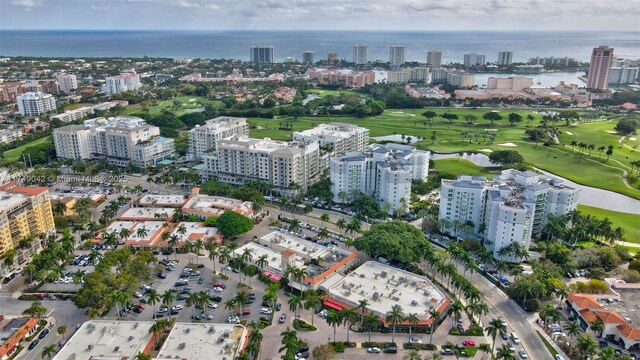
[323, 299, 343, 311]
[262, 270, 282, 281]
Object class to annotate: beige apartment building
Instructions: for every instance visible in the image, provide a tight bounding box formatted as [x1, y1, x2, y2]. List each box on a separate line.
[188, 116, 248, 160]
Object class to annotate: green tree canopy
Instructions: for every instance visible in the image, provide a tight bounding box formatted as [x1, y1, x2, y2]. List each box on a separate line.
[354, 220, 433, 264]
[489, 150, 525, 167]
[216, 210, 254, 237]
[614, 116, 639, 135]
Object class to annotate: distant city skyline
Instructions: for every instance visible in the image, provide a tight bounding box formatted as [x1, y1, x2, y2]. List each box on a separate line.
[1, 0, 638, 31]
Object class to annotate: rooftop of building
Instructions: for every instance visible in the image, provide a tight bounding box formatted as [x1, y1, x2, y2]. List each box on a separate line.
[233, 242, 283, 272]
[326, 261, 449, 324]
[293, 122, 368, 138]
[120, 207, 176, 220]
[193, 116, 247, 131]
[139, 194, 188, 207]
[183, 191, 253, 218]
[170, 222, 219, 242]
[17, 91, 53, 99]
[52, 320, 154, 360]
[157, 323, 246, 360]
[128, 221, 165, 242]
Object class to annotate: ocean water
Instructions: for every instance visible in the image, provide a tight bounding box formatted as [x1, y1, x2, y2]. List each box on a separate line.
[1, 30, 639, 63]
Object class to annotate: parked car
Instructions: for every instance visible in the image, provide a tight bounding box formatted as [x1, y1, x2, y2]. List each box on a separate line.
[511, 333, 520, 344]
[382, 347, 397, 354]
[518, 349, 527, 358]
[38, 329, 49, 339]
[500, 331, 509, 340]
[456, 324, 465, 333]
[367, 347, 381, 353]
[210, 295, 223, 302]
[440, 348, 454, 356]
[276, 303, 282, 311]
[260, 315, 271, 322]
[28, 339, 39, 350]
[462, 340, 476, 346]
[242, 309, 251, 316]
[409, 337, 422, 344]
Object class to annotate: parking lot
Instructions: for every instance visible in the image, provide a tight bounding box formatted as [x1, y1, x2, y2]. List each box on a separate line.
[109, 253, 272, 326]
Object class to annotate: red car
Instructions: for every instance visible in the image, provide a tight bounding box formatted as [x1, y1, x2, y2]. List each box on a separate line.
[242, 309, 251, 316]
[214, 283, 226, 289]
[462, 340, 476, 347]
[133, 305, 144, 313]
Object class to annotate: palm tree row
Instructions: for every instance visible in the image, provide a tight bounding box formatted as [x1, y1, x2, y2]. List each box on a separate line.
[544, 210, 625, 245]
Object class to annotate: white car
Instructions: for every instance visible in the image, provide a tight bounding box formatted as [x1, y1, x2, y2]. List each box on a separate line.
[260, 308, 272, 315]
[367, 347, 381, 353]
[518, 349, 527, 359]
[172, 305, 184, 310]
[213, 287, 224, 292]
[205, 314, 214, 320]
[409, 337, 422, 344]
[555, 355, 565, 360]
[319, 309, 328, 318]
[134, 292, 143, 298]
[227, 316, 240, 324]
[208, 302, 218, 309]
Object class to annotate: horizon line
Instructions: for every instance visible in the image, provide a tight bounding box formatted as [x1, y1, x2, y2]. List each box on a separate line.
[2, 28, 639, 33]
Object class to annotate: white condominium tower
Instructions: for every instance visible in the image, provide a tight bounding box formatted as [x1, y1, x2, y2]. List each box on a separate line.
[292, 122, 369, 156]
[330, 143, 430, 215]
[188, 117, 249, 160]
[16, 92, 57, 116]
[353, 45, 368, 65]
[427, 50, 442, 67]
[53, 116, 175, 167]
[389, 46, 406, 66]
[103, 73, 142, 95]
[198, 136, 322, 193]
[56, 74, 78, 93]
[439, 170, 580, 260]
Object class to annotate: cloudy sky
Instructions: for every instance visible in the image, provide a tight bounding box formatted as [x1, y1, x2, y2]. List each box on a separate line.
[2, 0, 639, 31]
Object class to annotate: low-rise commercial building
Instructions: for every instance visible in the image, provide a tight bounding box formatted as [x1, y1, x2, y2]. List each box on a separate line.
[234, 230, 358, 291]
[330, 143, 430, 214]
[439, 170, 580, 260]
[0, 317, 39, 359]
[16, 92, 57, 116]
[182, 187, 254, 219]
[139, 194, 188, 208]
[325, 261, 450, 328]
[487, 77, 533, 91]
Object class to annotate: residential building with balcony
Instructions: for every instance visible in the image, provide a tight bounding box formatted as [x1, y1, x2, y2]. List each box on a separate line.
[187, 116, 248, 160]
[16, 92, 57, 116]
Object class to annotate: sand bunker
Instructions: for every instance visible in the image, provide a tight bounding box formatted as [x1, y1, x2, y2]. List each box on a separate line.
[484, 129, 498, 132]
[478, 149, 493, 153]
[605, 130, 617, 134]
[497, 143, 518, 147]
[565, 131, 573, 135]
[629, 137, 637, 141]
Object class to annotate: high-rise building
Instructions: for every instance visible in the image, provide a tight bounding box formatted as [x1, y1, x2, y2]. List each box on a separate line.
[327, 52, 338, 64]
[387, 70, 412, 84]
[609, 59, 639, 85]
[497, 51, 513, 66]
[103, 73, 142, 95]
[430, 67, 448, 82]
[439, 170, 580, 260]
[353, 45, 368, 65]
[446, 72, 476, 88]
[427, 50, 442, 67]
[292, 123, 369, 157]
[56, 74, 78, 93]
[198, 136, 323, 193]
[409, 67, 431, 83]
[389, 46, 406, 66]
[302, 51, 314, 64]
[53, 116, 175, 167]
[250, 46, 275, 63]
[587, 46, 614, 90]
[188, 117, 249, 160]
[16, 92, 57, 116]
[307, 69, 375, 88]
[463, 53, 486, 66]
[331, 143, 430, 214]
[0, 183, 55, 269]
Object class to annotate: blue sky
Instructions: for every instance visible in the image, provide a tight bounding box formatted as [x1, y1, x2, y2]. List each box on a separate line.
[2, 0, 639, 31]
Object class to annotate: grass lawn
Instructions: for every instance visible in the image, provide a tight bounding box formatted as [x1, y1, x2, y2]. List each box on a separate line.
[536, 330, 558, 357]
[432, 158, 498, 178]
[248, 110, 640, 199]
[126, 96, 221, 117]
[577, 205, 640, 244]
[306, 89, 363, 98]
[3, 136, 52, 161]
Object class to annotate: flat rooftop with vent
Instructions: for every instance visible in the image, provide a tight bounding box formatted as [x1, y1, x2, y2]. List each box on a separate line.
[120, 207, 176, 221]
[139, 194, 188, 207]
[182, 187, 254, 219]
[52, 320, 155, 360]
[157, 323, 247, 360]
[234, 230, 358, 290]
[325, 261, 451, 326]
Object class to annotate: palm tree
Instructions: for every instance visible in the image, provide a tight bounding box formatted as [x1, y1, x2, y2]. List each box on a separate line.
[357, 299, 370, 329]
[576, 334, 597, 360]
[403, 350, 421, 360]
[56, 325, 67, 341]
[485, 318, 507, 354]
[495, 344, 516, 360]
[279, 327, 301, 358]
[161, 290, 175, 317]
[336, 218, 347, 236]
[168, 234, 180, 260]
[385, 304, 405, 344]
[303, 291, 322, 326]
[424, 353, 443, 360]
[428, 308, 440, 346]
[362, 313, 379, 343]
[41, 344, 57, 359]
[590, 320, 604, 338]
[405, 313, 419, 341]
[224, 299, 237, 317]
[450, 301, 464, 328]
[564, 320, 582, 353]
[598, 346, 616, 360]
[186, 292, 201, 318]
[320, 212, 330, 226]
[288, 295, 303, 318]
[326, 309, 342, 343]
[147, 289, 160, 314]
[207, 244, 219, 273]
[255, 254, 269, 273]
[340, 308, 359, 343]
